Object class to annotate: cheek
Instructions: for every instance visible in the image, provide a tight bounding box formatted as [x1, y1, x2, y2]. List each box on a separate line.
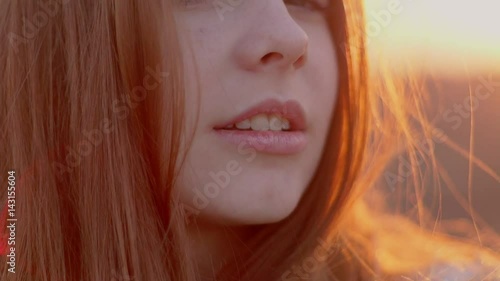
[307, 32, 339, 136]
[312, 29, 338, 92]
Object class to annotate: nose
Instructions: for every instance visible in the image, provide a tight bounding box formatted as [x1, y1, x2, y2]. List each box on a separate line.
[233, 3, 309, 72]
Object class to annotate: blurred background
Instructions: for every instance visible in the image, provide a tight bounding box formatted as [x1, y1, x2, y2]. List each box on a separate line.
[364, 0, 500, 234]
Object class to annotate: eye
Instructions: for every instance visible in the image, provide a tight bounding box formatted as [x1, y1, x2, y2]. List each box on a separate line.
[284, 0, 328, 11]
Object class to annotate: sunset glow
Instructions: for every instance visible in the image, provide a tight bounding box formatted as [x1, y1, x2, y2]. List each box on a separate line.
[364, 0, 500, 75]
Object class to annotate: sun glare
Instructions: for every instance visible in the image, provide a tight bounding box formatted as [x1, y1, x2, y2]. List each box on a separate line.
[364, 0, 500, 75]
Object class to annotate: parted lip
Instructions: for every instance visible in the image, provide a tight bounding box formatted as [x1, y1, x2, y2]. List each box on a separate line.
[213, 98, 307, 131]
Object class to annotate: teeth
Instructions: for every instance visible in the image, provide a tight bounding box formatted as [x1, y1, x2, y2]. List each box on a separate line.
[235, 119, 251, 130]
[282, 119, 290, 130]
[250, 114, 270, 131]
[269, 115, 283, 131]
[230, 114, 291, 131]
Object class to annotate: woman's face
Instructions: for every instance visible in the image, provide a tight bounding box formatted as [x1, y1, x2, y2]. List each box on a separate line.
[174, 0, 338, 224]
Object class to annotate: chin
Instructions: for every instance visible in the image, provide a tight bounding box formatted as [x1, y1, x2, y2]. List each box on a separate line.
[191, 179, 306, 225]
[176, 134, 317, 226]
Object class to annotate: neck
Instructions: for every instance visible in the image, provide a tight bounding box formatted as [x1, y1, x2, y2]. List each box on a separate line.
[186, 218, 252, 279]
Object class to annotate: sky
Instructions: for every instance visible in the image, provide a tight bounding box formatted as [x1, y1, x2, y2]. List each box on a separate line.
[364, 0, 500, 76]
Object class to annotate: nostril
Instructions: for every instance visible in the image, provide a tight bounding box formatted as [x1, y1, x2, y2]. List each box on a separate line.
[261, 52, 284, 64]
[293, 55, 306, 68]
[260, 52, 306, 68]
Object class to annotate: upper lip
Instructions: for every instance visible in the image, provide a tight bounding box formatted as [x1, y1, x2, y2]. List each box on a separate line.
[213, 98, 306, 131]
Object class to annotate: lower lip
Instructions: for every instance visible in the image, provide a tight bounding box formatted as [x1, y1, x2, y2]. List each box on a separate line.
[213, 129, 307, 155]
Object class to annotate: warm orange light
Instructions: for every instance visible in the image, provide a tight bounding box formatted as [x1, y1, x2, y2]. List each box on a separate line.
[364, 0, 500, 75]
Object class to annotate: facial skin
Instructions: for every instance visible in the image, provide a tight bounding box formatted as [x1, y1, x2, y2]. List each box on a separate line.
[174, 0, 338, 225]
